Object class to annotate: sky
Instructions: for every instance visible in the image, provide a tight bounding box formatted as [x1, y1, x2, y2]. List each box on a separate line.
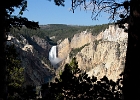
[14, 0, 118, 26]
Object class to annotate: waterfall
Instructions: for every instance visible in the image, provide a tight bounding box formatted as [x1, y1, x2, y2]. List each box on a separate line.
[49, 46, 61, 66]
[49, 46, 57, 60]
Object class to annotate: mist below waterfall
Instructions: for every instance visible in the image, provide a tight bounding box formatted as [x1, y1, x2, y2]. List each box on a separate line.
[49, 46, 61, 67]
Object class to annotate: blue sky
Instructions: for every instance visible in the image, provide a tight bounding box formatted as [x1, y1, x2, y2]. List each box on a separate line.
[15, 0, 117, 25]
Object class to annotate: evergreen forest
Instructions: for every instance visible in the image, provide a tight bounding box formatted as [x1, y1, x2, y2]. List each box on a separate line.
[10, 24, 110, 44]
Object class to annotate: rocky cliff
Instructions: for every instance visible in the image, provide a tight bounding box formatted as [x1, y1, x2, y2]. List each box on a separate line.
[7, 35, 55, 86]
[57, 31, 96, 59]
[57, 38, 71, 59]
[58, 25, 128, 81]
[70, 31, 95, 48]
[7, 24, 128, 85]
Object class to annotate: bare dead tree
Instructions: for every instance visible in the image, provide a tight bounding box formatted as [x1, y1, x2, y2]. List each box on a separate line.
[71, 0, 130, 28]
[70, 0, 140, 100]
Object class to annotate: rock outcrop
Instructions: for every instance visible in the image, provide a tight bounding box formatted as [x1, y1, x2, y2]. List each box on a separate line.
[76, 40, 127, 81]
[58, 25, 128, 81]
[70, 31, 95, 48]
[7, 35, 55, 86]
[57, 38, 71, 59]
[57, 31, 95, 60]
[97, 25, 128, 42]
[79, 25, 127, 81]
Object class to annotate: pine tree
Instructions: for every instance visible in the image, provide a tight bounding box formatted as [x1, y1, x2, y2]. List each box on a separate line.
[41, 58, 123, 100]
[5, 45, 24, 100]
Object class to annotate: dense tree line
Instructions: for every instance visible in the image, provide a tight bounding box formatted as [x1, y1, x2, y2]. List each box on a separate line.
[10, 24, 110, 44]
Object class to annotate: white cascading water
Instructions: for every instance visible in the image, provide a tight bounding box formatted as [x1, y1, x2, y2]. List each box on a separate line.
[49, 46, 61, 67]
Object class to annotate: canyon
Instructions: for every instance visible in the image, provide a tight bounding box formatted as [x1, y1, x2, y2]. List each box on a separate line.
[8, 24, 128, 86]
[57, 25, 128, 81]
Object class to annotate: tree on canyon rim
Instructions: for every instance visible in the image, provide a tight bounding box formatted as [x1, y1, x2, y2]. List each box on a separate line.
[0, 0, 140, 100]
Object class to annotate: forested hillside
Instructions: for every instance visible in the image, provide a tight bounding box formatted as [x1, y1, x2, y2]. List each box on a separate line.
[10, 24, 110, 44]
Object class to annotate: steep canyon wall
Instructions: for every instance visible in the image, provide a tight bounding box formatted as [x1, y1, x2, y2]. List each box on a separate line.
[57, 25, 128, 81]
[7, 24, 128, 85]
[7, 35, 55, 86]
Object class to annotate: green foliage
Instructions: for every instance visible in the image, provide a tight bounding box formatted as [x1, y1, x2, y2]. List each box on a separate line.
[6, 45, 38, 100]
[94, 39, 102, 45]
[69, 43, 90, 58]
[3, 0, 39, 31]
[5, 45, 24, 99]
[69, 57, 79, 74]
[90, 24, 110, 35]
[53, 0, 65, 6]
[10, 24, 110, 44]
[6, 45, 24, 88]
[41, 58, 123, 100]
